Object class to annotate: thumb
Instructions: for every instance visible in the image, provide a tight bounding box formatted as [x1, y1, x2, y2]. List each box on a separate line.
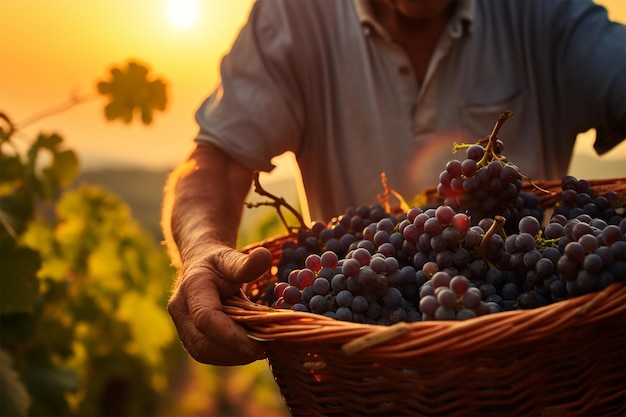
[218, 246, 274, 285]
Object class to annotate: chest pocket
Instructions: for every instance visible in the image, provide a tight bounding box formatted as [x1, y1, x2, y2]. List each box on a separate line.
[460, 90, 526, 141]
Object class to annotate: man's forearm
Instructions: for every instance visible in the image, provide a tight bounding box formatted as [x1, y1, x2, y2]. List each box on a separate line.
[161, 143, 253, 269]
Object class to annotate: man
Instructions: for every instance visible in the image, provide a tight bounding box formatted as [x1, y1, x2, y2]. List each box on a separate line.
[162, 0, 626, 366]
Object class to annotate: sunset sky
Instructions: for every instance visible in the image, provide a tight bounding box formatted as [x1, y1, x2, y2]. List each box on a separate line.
[1, 0, 255, 170]
[1, 0, 625, 181]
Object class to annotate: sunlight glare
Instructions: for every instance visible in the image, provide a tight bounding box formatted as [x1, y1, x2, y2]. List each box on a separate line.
[164, 0, 199, 30]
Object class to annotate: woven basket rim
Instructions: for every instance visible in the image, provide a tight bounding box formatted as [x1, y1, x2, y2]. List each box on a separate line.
[224, 282, 626, 356]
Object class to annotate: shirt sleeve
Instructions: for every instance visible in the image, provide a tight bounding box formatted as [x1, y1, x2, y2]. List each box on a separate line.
[194, 0, 304, 172]
[550, 0, 626, 154]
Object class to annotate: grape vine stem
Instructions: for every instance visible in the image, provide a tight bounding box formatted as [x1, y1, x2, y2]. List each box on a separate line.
[477, 111, 513, 166]
[245, 171, 308, 233]
[14, 93, 98, 129]
[377, 172, 410, 214]
[477, 215, 507, 258]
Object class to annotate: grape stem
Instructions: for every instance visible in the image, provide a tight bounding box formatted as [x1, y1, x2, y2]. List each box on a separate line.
[477, 215, 507, 257]
[535, 230, 560, 249]
[487, 111, 513, 149]
[451, 111, 513, 166]
[476, 111, 513, 166]
[520, 172, 553, 196]
[245, 171, 308, 233]
[376, 172, 410, 214]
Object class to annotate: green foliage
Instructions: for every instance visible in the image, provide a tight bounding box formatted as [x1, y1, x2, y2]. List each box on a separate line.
[0, 245, 40, 315]
[0, 349, 31, 417]
[0, 61, 176, 416]
[1, 60, 289, 417]
[97, 60, 167, 124]
[14, 184, 176, 415]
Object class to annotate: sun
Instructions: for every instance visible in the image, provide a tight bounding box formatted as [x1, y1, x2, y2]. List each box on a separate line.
[164, 0, 200, 30]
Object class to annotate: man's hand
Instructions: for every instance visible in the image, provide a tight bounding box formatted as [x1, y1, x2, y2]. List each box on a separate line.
[167, 245, 273, 366]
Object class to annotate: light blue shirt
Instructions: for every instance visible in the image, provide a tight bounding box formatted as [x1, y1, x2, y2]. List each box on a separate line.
[195, 0, 626, 221]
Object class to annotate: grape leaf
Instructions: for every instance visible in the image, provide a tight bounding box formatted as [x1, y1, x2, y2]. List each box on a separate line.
[0, 155, 24, 187]
[0, 125, 10, 144]
[21, 362, 78, 416]
[33, 132, 63, 151]
[0, 196, 33, 242]
[0, 244, 40, 314]
[0, 350, 31, 417]
[97, 61, 167, 125]
[115, 291, 175, 367]
[42, 149, 79, 189]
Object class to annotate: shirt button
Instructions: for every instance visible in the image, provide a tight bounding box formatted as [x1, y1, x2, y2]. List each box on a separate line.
[398, 66, 411, 75]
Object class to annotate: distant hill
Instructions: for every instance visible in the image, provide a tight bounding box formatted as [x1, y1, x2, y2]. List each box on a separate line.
[73, 167, 302, 246]
[73, 157, 624, 245]
[75, 168, 172, 239]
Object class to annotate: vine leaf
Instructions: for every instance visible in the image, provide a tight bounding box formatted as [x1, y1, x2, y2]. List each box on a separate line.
[0, 155, 23, 191]
[0, 245, 40, 314]
[42, 149, 80, 191]
[27, 133, 80, 202]
[0, 350, 31, 417]
[96, 60, 167, 125]
[115, 291, 176, 367]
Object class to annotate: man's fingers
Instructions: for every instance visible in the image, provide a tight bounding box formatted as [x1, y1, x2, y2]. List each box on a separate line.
[178, 314, 264, 366]
[219, 247, 273, 284]
[168, 281, 265, 365]
[167, 245, 271, 365]
[192, 303, 260, 356]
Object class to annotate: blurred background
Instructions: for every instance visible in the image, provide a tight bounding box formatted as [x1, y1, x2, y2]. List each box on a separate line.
[0, 1, 624, 416]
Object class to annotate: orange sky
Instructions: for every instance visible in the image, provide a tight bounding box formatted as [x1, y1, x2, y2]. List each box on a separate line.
[1, 0, 625, 179]
[1, 0, 255, 170]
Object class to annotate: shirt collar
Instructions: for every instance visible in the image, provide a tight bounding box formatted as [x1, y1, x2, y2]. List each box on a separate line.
[353, 0, 475, 39]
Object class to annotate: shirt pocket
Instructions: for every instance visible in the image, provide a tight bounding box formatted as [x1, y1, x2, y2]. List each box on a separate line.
[460, 90, 526, 140]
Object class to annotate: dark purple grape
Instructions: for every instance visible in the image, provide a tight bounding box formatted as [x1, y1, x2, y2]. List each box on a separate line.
[461, 159, 478, 177]
[466, 145, 485, 161]
[456, 309, 477, 320]
[309, 294, 328, 314]
[515, 233, 536, 252]
[601, 225, 623, 247]
[381, 287, 402, 308]
[461, 288, 482, 309]
[434, 306, 456, 320]
[518, 216, 541, 236]
[312, 277, 331, 295]
[535, 258, 555, 278]
[582, 253, 603, 275]
[351, 295, 369, 313]
[564, 242, 586, 264]
[502, 282, 520, 300]
[283, 285, 302, 304]
[544, 223, 565, 239]
[436, 288, 457, 309]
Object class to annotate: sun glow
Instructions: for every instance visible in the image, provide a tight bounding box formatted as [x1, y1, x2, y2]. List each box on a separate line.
[164, 0, 200, 30]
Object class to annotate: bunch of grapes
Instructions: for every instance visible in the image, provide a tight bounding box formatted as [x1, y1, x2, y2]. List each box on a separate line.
[553, 175, 623, 222]
[274, 249, 422, 325]
[403, 205, 470, 269]
[252, 111, 625, 325]
[436, 111, 535, 231]
[553, 215, 626, 297]
[268, 172, 624, 324]
[418, 273, 492, 320]
[275, 204, 397, 286]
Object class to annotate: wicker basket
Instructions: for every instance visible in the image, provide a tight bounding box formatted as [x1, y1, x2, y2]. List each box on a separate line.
[224, 178, 626, 417]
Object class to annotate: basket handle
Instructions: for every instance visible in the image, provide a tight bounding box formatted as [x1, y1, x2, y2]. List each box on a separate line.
[341, 322, 411, 356]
